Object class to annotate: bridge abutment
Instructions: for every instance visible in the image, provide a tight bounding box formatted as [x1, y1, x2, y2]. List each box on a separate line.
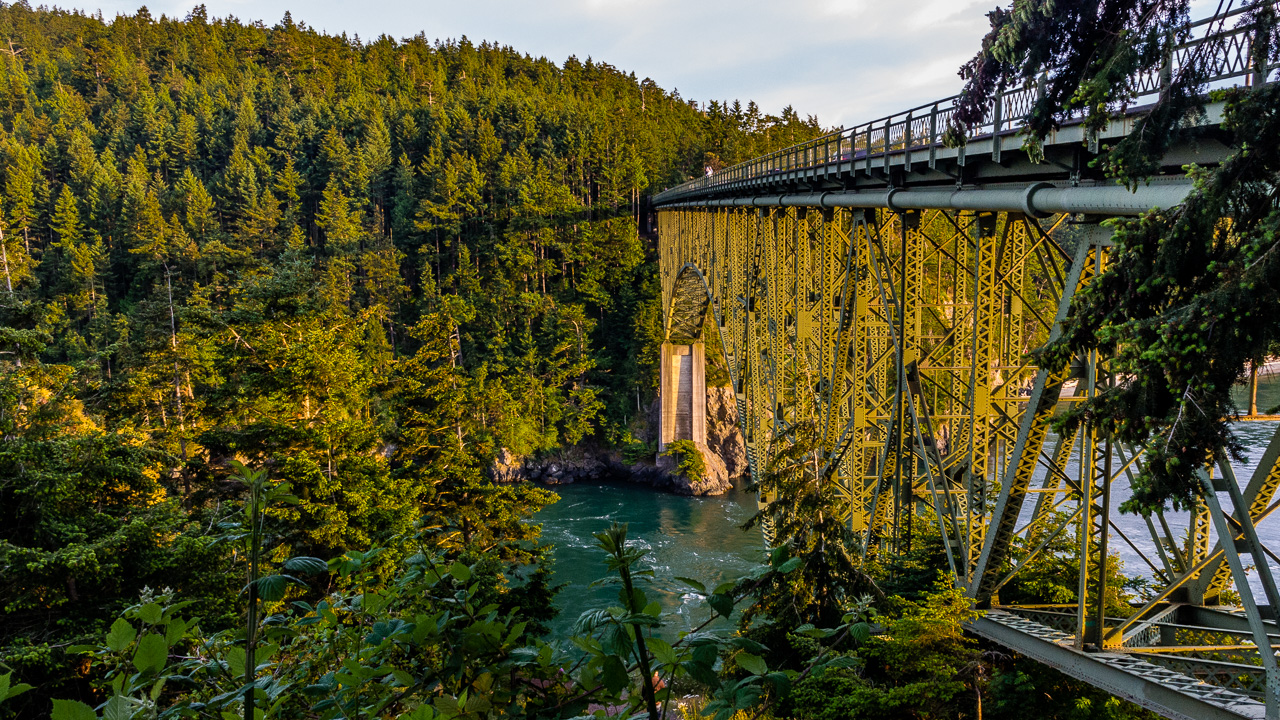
[658, 341, 706, 453]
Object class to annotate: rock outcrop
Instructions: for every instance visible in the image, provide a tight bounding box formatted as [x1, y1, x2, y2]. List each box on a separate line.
[705, 386, 749, 481]
[653, 441, 732, 496]
[486, 385, 751, 497]
[488, 447, 610, 485]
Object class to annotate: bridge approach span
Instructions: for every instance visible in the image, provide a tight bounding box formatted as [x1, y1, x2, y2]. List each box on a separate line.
[653, 8, 1280, 719]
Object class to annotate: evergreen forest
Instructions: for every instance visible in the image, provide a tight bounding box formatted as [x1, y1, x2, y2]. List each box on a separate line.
[0, 2, 838, 716]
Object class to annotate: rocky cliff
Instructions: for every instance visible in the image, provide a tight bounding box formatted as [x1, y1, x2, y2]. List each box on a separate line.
[705, 386, 749, 481]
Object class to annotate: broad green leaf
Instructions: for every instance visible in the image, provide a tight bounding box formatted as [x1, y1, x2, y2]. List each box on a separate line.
[647, 638, 679, 666]
[728, 636, 768, 654]
[674, 576, 706, 594]
[50, 699, 97, 720]
[252, 574, 288, 601]
[851, 622, 872, 643]
[137, 603, 163, 625]
[163, 600, 194, 618]
[0, 671, 28, 703]
[165, 618, 189, 646]
[505, 621, 528, 646]
[769, 545, 788, 568]
[737, 652, 767, 676]
[777, 557, 803, 573]
[225, 646, 246, 678]
[256, 643, 280, 667]
[448, 562, 471, 583]
[463, 693, 491, 714]
[432, 695, 461, 718]
[692, 643, 719, 666]
[707, 593, 734, 618]
[103, 695, 133, 720]
[249, 574, 305, 602]
[573, 608, 613, 635]
[399, 706, 435, 720]
[106, 619, 136, 652]
[620, 612, 662, 627]
[509, 647, 541, 665]
[132, 634, 168, 674]
[599, 623, 632, 657]
[600, 655, 629, 693]
[283, 556, 328, 575]
[681, 659, 721, 689]
[363, 591, 391, 615]
[764, 671, 791, 695]
[733, 682, 764, 708]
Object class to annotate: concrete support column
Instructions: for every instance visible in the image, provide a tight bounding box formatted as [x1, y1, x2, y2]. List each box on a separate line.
[658, 341, 706, 454]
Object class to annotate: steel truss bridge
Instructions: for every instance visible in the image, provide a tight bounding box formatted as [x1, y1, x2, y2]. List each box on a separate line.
[653, 6, 1280, 720]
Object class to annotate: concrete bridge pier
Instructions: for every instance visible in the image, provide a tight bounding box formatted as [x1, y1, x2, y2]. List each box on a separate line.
[658, 341, 705, 454]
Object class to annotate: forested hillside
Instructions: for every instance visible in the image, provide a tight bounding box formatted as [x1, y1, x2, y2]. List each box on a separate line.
[0, 2, 827, 711]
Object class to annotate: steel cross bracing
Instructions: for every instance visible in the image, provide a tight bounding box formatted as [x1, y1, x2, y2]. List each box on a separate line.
[657, 202, 1280, 720]
[653, 4, 1280, 717]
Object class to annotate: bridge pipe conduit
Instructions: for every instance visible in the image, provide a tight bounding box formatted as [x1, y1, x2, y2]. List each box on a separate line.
[658, 181, 1193, 217]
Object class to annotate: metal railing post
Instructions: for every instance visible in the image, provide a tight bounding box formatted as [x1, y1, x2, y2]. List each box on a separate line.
[864, 125, 872, 176]
[991, 92, 1004, 164]
[904, 111, 914, 172]
[928, 104, 938, 170]
[882, 117, 891, 174]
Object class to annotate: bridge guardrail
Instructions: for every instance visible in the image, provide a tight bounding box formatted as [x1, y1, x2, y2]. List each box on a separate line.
[653, 5, 1273, 204]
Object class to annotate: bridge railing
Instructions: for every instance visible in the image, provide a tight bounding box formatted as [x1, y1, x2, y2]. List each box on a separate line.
[655, 5, 1271, 204]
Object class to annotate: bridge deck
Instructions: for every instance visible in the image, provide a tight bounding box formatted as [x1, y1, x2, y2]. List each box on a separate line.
[655, 6, 1269, 209]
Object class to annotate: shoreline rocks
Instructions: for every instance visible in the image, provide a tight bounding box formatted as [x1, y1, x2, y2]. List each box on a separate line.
[487, 384, 752, 497]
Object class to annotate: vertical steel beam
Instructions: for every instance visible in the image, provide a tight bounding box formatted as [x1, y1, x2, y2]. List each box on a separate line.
[967, 212, 1000, 567]
[971, 238, 1094, 601]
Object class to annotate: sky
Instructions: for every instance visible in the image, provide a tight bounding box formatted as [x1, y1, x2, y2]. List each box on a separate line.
[68, 0, 1226, 131]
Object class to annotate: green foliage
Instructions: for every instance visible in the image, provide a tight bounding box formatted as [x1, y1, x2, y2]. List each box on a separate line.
[0, 361, 236, 716]
[986, 657, 1160, 720]
[998, 510, 1146, 616]
[954, 0, 1204, 174]
[661, 439, 706, 481]
[745, 420, 881, 635]
[0, 673, 32, 707]
[1045, 80, 1280, 511]
[46, 515, 843, 720]
[618, 430, 656, 465]
[788, 577, 978, 720]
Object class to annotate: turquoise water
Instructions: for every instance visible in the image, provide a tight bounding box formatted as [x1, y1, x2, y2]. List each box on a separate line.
[532, 376, 1280, 635]
[532, 482, 766, 640]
